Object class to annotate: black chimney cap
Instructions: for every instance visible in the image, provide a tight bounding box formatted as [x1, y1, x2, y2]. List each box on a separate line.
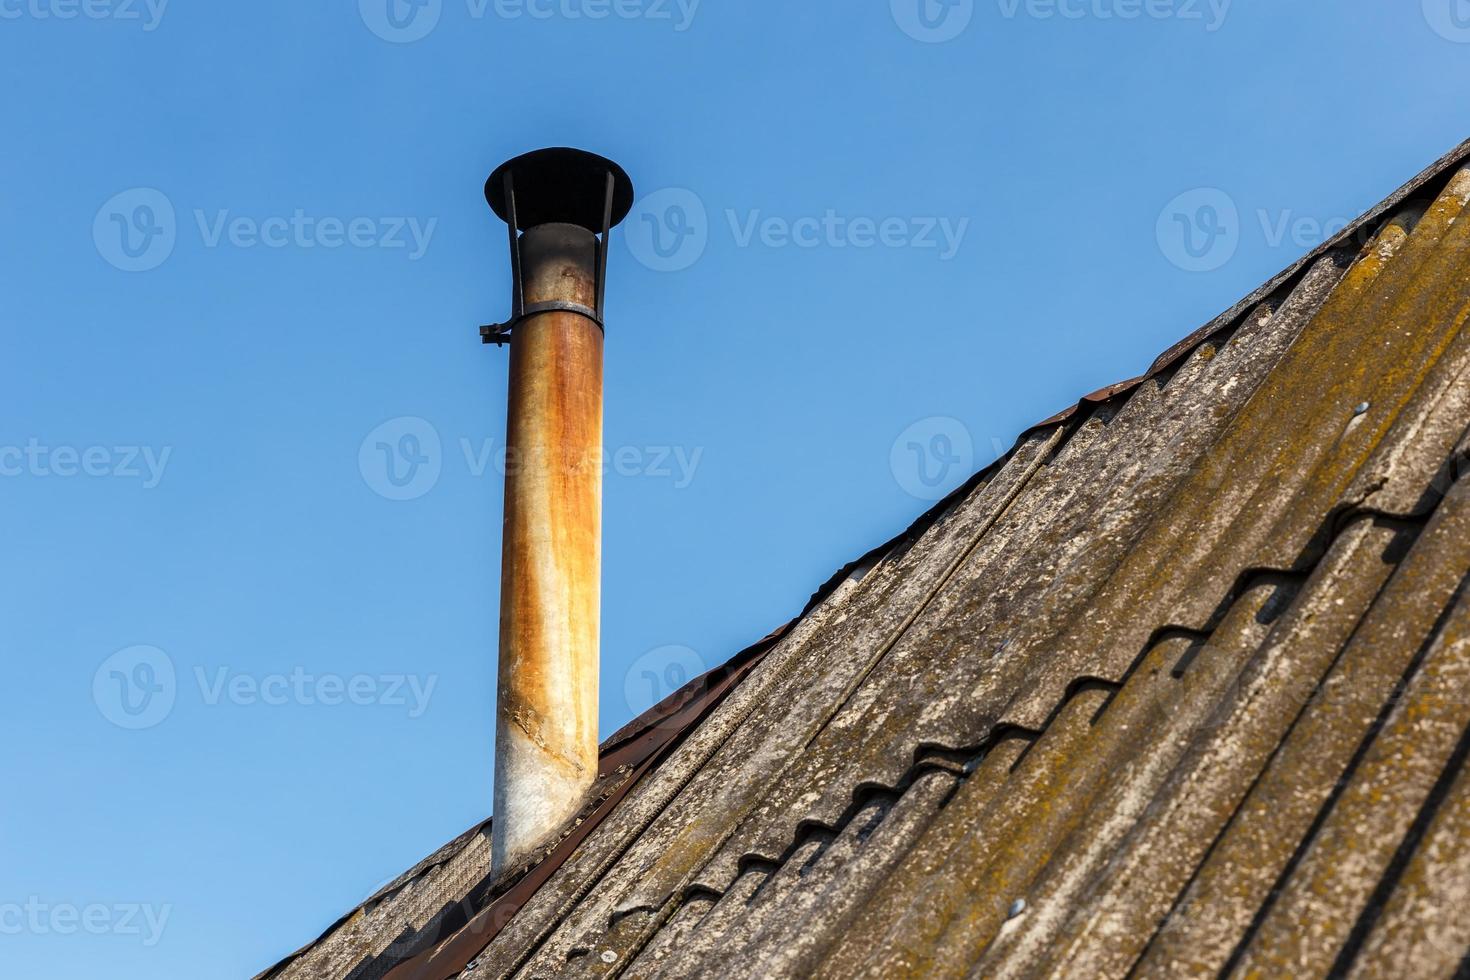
[485, 147, 635, 234]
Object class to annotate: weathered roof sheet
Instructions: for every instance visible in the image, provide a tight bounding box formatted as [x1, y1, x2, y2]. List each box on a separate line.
[261, 135, 1470, 980]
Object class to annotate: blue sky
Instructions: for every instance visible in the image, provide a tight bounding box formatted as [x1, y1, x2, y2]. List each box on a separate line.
[2, 2, 1468, 976]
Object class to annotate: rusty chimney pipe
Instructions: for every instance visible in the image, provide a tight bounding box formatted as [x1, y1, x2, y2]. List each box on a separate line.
[480, 148, 634, 875]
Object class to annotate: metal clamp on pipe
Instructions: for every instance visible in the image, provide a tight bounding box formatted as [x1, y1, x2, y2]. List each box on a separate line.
[480, 301, 604, 347]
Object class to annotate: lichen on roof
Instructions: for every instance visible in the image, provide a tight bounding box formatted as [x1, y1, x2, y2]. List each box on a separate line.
[260, 135, 1470, 980]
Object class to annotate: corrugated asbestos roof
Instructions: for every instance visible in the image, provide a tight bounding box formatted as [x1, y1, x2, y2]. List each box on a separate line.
[260, 135, 1470, 980]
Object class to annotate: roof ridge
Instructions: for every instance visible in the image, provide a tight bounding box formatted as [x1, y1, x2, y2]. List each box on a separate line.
[259, 132, 1470, 980]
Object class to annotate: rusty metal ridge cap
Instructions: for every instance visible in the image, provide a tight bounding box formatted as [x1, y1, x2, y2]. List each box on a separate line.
[600, 622, 791, 755]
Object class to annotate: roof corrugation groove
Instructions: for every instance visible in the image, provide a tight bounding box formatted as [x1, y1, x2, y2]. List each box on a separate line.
[258, 136, 1470, 980]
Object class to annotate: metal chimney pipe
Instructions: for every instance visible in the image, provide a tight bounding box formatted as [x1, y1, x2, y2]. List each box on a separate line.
[480, 148, 634, 875]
